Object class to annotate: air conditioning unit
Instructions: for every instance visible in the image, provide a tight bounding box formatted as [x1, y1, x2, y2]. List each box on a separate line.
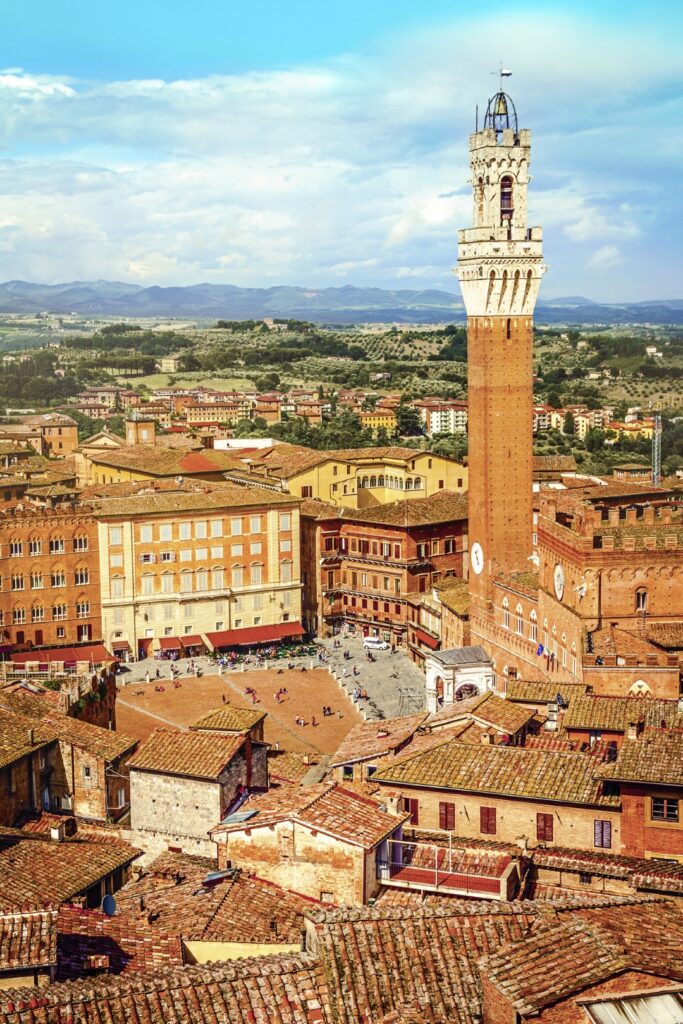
[61, 794, 74, 811]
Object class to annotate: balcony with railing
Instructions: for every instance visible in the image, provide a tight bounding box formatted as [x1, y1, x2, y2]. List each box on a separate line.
[377, 838, 522, 901]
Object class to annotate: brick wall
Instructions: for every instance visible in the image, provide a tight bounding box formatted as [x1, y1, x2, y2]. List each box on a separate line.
[0, 752, 43, 825]
[619, 783, 683, 860]
[481, 974, 516, 1024]
[130, 770, 221, 848]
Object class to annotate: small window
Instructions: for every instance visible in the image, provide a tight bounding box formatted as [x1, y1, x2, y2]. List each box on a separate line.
[652, 798, 679, 823]
[439, 801, 455, 831]
[536, 812, 553, 842]
[594, 819, 612, 849]
[140, 525, 153, 543]
[635, 588, 648, 612]
[579, 872, 592, 885]
[480, 807, 496, 835]
[279, 513, 291, 532]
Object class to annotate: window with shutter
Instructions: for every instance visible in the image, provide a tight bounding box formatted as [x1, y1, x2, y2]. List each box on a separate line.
[536, 813, 553, 843]
[594, 819, 612, 849]
[403, 798, 419, 826]
[439, 802, 455, 831]
[480, 806, 496, 834]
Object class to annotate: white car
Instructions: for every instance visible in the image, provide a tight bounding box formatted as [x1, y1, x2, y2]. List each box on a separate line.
[363, 637, 390, 651]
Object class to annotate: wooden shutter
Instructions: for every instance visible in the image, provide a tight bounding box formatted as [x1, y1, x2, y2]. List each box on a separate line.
[439, 801, 455, 831]
[536, 813, 553, 843]
[480, 806, 496, 834]
[594, 819, 611, 849]
[405, 798, 419, 826]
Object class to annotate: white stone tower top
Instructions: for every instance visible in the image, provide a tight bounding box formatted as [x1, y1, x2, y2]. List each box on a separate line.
[456, 89, 546, 318]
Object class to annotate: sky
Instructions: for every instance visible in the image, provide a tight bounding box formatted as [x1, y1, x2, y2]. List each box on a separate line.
[0, 0, 681, 301]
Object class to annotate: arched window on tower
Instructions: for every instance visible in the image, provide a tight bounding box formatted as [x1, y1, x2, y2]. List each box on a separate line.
[500, 175, 514, 226]
[502, 597, 510, 630]
[515, 604, 523, 636]
[530, 609, 538, 643]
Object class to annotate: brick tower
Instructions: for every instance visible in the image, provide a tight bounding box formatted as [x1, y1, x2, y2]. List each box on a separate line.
[456, 86, 546, 617]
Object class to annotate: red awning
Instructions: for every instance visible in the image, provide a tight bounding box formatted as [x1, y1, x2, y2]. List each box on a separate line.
[414, 628, 440, 651]
[158, 637, 182, 652]
[111, 640, 130, 652]
[181, 635, 204, 649]
[205, 622, 306, 649]
[11, 643, 116, 665]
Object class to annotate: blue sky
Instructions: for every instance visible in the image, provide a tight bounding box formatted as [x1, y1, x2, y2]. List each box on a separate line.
[0, 0, 681, 300]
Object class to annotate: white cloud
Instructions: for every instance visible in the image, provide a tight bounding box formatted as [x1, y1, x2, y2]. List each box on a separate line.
[0, 12, 678, 299]
[587, 245, 623, 271]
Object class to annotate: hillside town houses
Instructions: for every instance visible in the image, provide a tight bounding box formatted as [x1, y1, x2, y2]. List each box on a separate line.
[1, 92, 683, 1023]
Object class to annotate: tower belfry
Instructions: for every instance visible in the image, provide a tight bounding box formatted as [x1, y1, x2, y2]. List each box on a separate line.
[456, 81, 546, 619]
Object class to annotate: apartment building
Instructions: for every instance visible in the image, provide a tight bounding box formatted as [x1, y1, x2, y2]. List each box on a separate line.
[0, 504, 101, 650]
[300, 491, 468, 644]
[414, 399, 468, 436]
[93, 483, 302, 659]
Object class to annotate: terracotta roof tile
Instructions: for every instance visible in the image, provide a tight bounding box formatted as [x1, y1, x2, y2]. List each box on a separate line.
[0, 709, 55, 771]
[426, 692, 535, 736]
[0, 827, 139, 911]
[0, 909, 57, 972]
[563, 694, 683, 733]
[56, 904, 184, 979]
[92, 483, 296, 517]
[646, 622, 683, 649]
[189, 704, 267, 734]
[329, 715, 428, 768]
[601, 729, 683, 786]
[373, 739, 619, 808]
[127, 728, 247, 780]
[505, 678, 588, 705]
[212, 782, 408, 850]
[0, 687, 136, 762]
[268, 749, 322, 784]
[478, 918, 630, 1015]
[114, 852, 321, 944]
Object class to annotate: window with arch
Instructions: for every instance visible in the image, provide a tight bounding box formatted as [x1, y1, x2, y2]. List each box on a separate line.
[635, 588, 648, 612]
[280, 560, 293, 584]
[515, 604, 524, 636]
[30, 571, 43, 590]
[31, 605, 44, 623]
[52, 603, 66, 621]
[13, 606, 26, 624]
[500, 175, 514, 222]
[49, 535, 65, 555]
[405, 478, 413, 491]
[571, 641, 577, 676]
[231, 565, 244, 588]
[211, 567, 225, 590]
[250, 563, 263, 585]
[73, 534, 88, 552]
[378, 475, 385, 486]
[561, 634, 568, 669]
[74, 565, 89, 586]
[370, 476, 377, 488]
[414, 476, 422, 489]
[502, 597, 510, 630]
[28, 537, 41, 556]
[530, 609, 538, 643]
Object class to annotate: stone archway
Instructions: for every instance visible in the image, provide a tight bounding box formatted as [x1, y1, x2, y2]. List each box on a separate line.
[455, 682, 480, 701]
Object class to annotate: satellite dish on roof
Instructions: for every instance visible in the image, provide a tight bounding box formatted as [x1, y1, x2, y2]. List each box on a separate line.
[101, 893, 116, 917]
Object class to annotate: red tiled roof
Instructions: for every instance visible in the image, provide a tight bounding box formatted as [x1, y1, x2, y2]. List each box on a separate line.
[56, 904, 183, 979]
[212, 782, 408, 850]
[0, 910, 57, 973]
[127, 729, 247, 780]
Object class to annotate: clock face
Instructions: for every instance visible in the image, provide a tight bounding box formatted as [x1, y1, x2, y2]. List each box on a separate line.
[471, 542, 484, 576]
[553, 563, 565, 601]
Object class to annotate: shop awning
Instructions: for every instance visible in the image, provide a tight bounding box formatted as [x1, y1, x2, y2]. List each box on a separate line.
[181, 635, 204, 649]
[111, 640, 130, 652]
[158, 637, 182, 652]
[413, 628, 440, 651]
[10, 643, 116, 666]
[204, 622, 306, 650]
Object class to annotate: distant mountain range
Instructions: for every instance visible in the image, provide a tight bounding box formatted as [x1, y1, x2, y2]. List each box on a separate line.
[0, 280, 682, 325]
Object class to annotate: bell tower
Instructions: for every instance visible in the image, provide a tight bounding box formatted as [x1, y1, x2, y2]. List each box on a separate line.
[456, 86, 546, 616]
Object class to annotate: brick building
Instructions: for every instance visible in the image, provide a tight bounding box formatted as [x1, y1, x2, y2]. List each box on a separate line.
[0, 503, 101, 652]
[211, 782, 409, 905]
[128, 728, 268, 859]
[300, 491, 468, 645]
[602, 729, 683, 861]
[0, 710, 56, 826]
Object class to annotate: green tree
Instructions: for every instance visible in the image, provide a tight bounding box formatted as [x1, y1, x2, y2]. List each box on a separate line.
[394, 404, 423, 437]
[563, 411, 575, 435]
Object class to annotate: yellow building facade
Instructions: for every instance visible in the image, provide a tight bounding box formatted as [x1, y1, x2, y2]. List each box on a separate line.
[93, 486, 302, 658]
